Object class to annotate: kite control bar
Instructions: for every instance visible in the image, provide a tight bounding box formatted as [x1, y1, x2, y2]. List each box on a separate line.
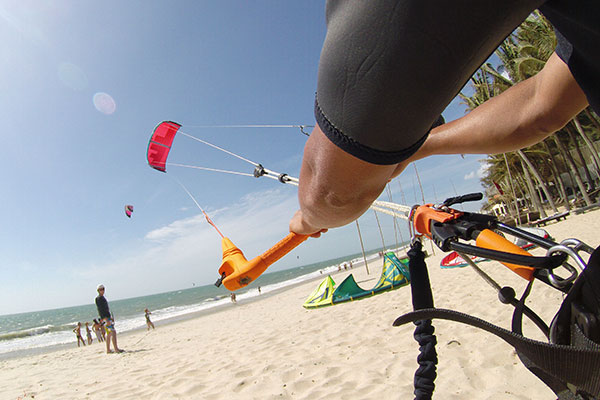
[215, 233, 309, 291]
[410, 193, 575, 287]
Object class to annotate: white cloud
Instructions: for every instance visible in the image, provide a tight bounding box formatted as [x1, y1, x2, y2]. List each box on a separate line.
[477, 163, 487, 178]
[77, 188, 303, 300]
[144, 214, 207, 241]
[464, 164, 487, 180]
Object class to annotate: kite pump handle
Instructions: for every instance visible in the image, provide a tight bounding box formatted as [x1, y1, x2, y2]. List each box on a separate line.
[261, 232, 308, 266]
[217, 232, 309, 291]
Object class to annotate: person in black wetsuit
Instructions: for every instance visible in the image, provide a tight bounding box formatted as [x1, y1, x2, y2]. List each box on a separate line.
[289, 0, 600, 237]
[95, 284, 123, 354]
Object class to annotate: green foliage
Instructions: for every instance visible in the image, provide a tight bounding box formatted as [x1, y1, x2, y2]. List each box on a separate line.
[459, 11, 599, 211]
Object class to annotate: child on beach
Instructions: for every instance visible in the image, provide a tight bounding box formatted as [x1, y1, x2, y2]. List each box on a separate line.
[92, 319, 104, 342]
[85, 322, 93, 345]
[72, 322, 86, 347]
[144, 308, 155, 330]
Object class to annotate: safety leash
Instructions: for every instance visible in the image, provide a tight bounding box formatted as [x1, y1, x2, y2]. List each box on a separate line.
[407, 239, 438, 400]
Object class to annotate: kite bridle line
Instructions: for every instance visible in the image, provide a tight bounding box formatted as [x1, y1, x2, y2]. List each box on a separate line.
[183, 123, 314, 131]
[183, 124, 313, 137]
[175, 130, 414, 213]
[171, 130, 301, 186]
[166, 163, 256, 178]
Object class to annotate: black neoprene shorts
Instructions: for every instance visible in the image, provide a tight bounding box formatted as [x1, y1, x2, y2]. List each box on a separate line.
[315, 0, 545, 165]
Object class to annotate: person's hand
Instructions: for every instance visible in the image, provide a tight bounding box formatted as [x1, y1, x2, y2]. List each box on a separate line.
[289, 209, 328, 238]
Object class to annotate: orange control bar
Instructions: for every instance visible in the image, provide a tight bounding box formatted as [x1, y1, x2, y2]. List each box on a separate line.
[412, 203, 536, 282]
[218, 232, 309, 291]
[412, 204, 463, 238]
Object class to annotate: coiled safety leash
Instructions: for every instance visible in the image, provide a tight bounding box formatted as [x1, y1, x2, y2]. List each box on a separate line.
[407, 239, 438, 400]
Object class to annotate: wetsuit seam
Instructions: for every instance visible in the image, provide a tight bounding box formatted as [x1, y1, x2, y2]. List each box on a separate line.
[314, 97, 429, 165]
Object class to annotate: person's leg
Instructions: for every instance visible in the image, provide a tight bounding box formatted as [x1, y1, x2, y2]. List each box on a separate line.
[106, 331, 113, 353]
[112, 332, 121, 352]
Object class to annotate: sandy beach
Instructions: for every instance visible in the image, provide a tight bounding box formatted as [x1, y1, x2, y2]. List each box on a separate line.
[2, 208, 599, 400]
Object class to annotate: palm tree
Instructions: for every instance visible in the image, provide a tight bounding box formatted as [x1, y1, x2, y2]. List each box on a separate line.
[553, 133, 593, 205]
[517, 149, 558, 214]
[462, 10, 599, 213]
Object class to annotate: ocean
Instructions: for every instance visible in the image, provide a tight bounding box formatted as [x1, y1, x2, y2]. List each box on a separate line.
[0, 248, 398, 359]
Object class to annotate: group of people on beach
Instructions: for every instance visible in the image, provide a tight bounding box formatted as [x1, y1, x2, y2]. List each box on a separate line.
[71, 320, 105, 347]
[72, 284, 155, 353]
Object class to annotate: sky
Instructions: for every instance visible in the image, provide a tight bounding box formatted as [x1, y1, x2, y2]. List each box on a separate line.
[0, 1, 488, 315]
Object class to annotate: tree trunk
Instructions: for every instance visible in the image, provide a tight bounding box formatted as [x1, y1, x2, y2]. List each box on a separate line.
[556, 144, 579, 202]
[543, 140, 570, 209]
[520, 158, 546, 218]
[503, 153, 522, 225]
[585, 108, 600, 132]
[517, 149, 558, 213]
[567, 125, 595, 190]
[553, 134, 593, 206]
[572, 116, 600, 181]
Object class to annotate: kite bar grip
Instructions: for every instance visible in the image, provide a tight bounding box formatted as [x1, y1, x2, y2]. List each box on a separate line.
[260, 232, 309, 266]
[218, 233, 309, 291]
[475, 229, 535, 281]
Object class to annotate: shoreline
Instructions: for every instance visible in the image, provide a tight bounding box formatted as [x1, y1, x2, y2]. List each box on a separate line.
[0, 254, 384, 362]
[2, 211, 598, 399]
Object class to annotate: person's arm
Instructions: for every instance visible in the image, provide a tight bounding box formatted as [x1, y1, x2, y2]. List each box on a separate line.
[289, 125, 398, 235]
[291, 53, 588, 236]
[401, 52, 589, 169]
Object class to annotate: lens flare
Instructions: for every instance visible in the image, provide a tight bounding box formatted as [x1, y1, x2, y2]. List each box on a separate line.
[93, 92, 116, 115]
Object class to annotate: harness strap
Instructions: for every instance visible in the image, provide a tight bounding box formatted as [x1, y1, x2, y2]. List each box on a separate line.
[509, 281, 577, 398]
[393, 308, 600, 398]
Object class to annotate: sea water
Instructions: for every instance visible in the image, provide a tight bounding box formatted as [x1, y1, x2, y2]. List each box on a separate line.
[0, 249, 397, 359]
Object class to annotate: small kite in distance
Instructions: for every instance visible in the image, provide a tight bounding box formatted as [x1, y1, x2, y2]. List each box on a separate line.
[125, 205, 134, 218]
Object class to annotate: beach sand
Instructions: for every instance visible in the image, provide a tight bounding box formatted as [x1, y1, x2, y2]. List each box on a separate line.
[2, 208, 599, 400]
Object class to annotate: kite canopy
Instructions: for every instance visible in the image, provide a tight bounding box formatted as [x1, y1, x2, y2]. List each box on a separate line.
[303, 252, 410, 308]
[147, 121, 181, 172]
[125, 205, 134, 218]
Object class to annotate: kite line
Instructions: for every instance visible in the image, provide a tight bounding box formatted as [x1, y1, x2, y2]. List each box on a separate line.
[173, 177, 224, 238]
[147, 121, 410, 217]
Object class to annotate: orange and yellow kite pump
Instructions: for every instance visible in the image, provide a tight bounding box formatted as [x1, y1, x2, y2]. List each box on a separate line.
[216, 232, 308, 291]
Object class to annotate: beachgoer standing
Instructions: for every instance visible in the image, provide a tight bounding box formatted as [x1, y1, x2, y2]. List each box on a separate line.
[85, 322, 93, 345]
[72, 322, 86, 347]
[230, 292, 237, 303]
[144, 308, 155, 330]
[92, 319, 104, 342]
[95, 284, 123, 354]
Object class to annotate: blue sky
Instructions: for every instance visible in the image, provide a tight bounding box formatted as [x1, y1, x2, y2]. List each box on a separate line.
[0, 1, 487, 315]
